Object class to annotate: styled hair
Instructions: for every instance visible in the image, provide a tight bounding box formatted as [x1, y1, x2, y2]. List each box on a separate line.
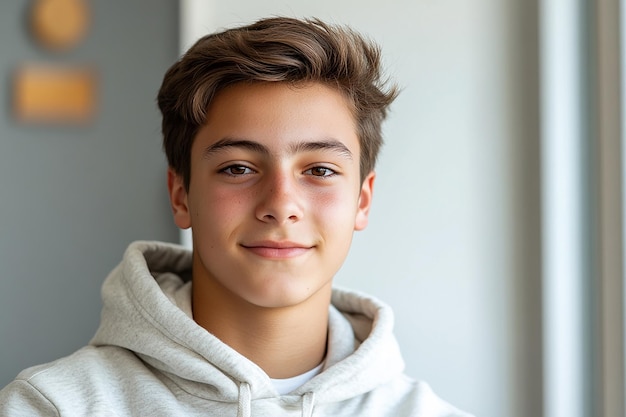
[158, 16, 398, 189]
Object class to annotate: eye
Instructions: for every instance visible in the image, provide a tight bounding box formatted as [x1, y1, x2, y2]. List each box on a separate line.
[220, 165, 255, 176]
[304, 166, 336, 177]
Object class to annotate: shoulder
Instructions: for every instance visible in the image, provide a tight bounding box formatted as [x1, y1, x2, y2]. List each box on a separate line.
[14, 345, 140, 384]
[0, 378, 59, 416]
[405, 378, 475, 417]
[0, 345, 143, 416]
[367, 375, 474, 417]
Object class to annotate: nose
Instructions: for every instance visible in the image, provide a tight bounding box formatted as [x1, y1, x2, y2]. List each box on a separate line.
[255, 171, 304, 224]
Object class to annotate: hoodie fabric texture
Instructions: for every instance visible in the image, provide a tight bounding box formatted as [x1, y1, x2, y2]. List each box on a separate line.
[0, 241, 473, 417]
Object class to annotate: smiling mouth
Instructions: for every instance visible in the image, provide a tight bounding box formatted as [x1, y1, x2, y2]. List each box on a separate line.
[240, 241, 313, 259]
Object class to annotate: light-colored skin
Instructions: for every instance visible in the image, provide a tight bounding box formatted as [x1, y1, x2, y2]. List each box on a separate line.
[168, 81, 375, 379]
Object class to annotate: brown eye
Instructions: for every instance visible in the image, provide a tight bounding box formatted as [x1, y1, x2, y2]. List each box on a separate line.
[221, 165, 253, 176]
[306, 167, 336, 177]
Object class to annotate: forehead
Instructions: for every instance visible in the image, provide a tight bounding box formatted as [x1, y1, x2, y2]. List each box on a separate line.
[195, 81, 359, 155]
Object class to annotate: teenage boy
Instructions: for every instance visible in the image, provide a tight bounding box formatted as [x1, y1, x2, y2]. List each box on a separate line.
[0, 17, 472, 416]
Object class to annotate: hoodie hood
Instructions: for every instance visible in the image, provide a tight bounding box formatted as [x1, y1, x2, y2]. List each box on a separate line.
[90, 241, 406, 413]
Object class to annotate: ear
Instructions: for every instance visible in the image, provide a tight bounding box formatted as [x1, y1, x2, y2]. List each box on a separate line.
[354, 171, 375, 231]
[167, 168, 191, 229]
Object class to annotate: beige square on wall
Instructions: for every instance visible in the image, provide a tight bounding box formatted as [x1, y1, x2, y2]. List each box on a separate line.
[13, 65, 97, 124]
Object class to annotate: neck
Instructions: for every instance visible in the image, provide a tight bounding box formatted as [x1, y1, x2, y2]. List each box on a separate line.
[192, 272, 331, 379]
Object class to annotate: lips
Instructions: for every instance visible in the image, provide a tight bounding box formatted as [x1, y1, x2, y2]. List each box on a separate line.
[240, 240, 313, 259]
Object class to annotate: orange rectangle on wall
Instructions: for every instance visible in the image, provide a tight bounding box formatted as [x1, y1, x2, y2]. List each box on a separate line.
[13, 65, 97, 123]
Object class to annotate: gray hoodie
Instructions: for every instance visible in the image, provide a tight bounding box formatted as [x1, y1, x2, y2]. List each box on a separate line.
[0, 241, 473, 417]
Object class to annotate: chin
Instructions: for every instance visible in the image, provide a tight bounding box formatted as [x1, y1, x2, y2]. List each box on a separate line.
[241, 279, 331, 309]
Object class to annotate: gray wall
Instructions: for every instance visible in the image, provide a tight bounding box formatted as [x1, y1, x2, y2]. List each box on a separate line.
[0, 1, 179, 387]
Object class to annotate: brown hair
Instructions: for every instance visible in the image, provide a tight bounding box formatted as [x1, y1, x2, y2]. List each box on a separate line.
[158, 16, 398, 189]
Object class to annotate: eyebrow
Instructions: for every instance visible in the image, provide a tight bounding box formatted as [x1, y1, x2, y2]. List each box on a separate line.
[202, 137, 354, 160]
[289, 140, 353, 160]
[202, 138, 269, 158]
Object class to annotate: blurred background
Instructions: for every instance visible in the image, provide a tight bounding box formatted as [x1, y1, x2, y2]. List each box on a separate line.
[1, 1, 625, 417]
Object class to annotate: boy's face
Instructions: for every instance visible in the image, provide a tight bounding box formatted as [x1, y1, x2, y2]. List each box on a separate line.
[168, 82, 374, 308]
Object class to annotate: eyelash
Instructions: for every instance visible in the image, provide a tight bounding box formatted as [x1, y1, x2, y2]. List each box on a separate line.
[304, 166, 337, 178]
[219, 165, 255, 177]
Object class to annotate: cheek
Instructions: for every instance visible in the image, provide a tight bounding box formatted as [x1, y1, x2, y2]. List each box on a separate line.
[190, 187, 248, 230]
[313, 189, 359, 228]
